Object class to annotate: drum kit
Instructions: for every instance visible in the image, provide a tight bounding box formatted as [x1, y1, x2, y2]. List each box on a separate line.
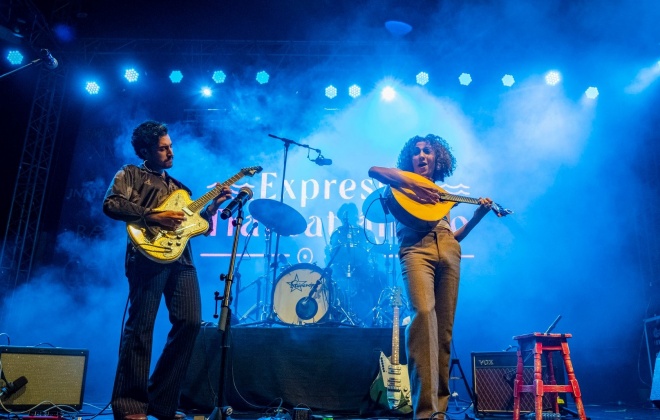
[242, 190, 405, 327]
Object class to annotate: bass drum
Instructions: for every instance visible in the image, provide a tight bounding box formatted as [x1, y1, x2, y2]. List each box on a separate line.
[272, 263, 332, 325]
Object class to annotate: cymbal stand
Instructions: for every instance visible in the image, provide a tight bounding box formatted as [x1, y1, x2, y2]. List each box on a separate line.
[237, 227, 273, 323]
[209, 204, 246, 420]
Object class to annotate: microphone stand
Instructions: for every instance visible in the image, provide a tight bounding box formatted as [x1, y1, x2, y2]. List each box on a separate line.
[0, 57, 49, 79]
[209, 205, 246, 420]
[265, 134, 323, 321]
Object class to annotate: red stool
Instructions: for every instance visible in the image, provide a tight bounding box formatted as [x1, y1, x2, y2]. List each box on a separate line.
[512, 333, 587, 420]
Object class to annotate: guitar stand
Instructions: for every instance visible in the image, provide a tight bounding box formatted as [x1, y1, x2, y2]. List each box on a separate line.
[448, 357, 475, 409]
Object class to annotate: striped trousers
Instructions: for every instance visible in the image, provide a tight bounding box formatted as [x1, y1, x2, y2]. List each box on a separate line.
[111, 258, 202, 420]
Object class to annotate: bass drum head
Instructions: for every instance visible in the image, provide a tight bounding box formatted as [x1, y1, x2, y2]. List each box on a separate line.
[273, 263, 331, 325]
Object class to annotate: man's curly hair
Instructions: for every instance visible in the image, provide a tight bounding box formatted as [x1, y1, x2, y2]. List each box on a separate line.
[131, 120, 169, 159]
[396, 134, 456, 182]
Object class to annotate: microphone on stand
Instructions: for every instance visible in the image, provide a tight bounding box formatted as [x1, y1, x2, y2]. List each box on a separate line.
[0, 376, 28, 400]
[220, 187, 253, 220]
[249, 221, 259, 233]
[312, 155, 332, 166]
[39, 49, 58, 69]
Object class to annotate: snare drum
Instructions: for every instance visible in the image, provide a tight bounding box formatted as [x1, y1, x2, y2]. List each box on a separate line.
[272, 263, 332, 325]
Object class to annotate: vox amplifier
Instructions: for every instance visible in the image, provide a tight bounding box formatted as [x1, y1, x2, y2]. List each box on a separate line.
[471, 351, 564, 415]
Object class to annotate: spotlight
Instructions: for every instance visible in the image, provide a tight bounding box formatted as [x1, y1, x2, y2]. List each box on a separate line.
[458, 73, 472, 86]
[7, 50, 23, 65]
[85, 81, 100, 95]
[348, 84, 361, 98]
[416, 72, 429, 86]
[169, 71, 183, 83]
[585, 87, 599, 99]
[384, 20, 412, 37]
[201, 86, 213, 97]
[380, 86, 396, 101]
[501, 74, 515, 87]
[124, 68, 139, 83]
[545, 71, 561, 86]
[256, 70, 269, 84]
[325, 85, 337, 99]
[212, 70, 226, 84]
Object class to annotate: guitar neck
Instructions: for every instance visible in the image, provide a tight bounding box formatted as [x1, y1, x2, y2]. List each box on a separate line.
[188, 171, 246, 213]
[439, 193, 481, 206]
[391, 306, 400, 365]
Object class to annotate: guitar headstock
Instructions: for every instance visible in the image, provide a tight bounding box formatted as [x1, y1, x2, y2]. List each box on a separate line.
[241, 166, 263, 177]
[390, 287, 402, 308]
[492, 202, 513, 218]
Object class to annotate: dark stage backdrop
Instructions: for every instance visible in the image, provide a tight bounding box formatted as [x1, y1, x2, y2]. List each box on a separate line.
[181, 325, 408, 415]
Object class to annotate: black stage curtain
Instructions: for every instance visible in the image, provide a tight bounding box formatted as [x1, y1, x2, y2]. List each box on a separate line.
[181, 325, 406, 415]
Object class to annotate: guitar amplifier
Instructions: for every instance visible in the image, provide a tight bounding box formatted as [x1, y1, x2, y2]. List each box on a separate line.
[471, 351, 565, 415]
[0, 346, 89, 411]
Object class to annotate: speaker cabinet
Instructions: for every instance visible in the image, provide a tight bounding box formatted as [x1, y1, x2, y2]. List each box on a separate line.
[0, 346, 89, 410]
[651, 352, 660, 408]
[471, 351, 564, 416]
[644, 315, 660, 379]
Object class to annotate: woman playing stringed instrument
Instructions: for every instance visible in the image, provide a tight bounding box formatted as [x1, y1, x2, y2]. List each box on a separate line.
[368, 134, 493, 420]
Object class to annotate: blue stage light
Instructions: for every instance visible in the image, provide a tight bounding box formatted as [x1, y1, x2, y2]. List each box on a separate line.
[458, 73, 472, 86]
[545, 71, 561, 86]
[212, 70, 226, 84]
[380, 86, 396, 101]
[124, 68, 139, 83]
[502, 74, 515, 87]
[201, 86, 213, 97]
[416, 72, 429, 86]
[7, 50, 23, 65]
[256, 70, 269, 84]
[325, 85, 337, 99]
[85, 81, 100, 95]
[169, 70, 183, 83]
[585, 87, 599, 99]
[348, 84, 361, 98]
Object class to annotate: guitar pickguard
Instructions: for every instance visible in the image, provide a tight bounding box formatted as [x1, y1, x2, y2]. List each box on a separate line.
[127, 190, 209, 263]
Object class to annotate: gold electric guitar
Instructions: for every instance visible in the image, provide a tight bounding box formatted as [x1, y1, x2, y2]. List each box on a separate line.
[369, 287, 412, 414]
[127, 166, 262, 263]
[385, 171, 512, 229]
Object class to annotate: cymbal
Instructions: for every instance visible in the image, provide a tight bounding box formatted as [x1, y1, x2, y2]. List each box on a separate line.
[362, 187, 390, 223]
[370, 243, 400, 255]
[248, 199, 307, 236]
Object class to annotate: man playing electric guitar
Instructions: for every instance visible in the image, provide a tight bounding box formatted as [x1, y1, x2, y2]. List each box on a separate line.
[369, 134, 499, 420]
[103, 120, 233, 420]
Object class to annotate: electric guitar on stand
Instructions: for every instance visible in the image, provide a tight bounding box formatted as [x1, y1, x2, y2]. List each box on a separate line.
[127, 166, 262, 263]
[369, 287, 412, 414]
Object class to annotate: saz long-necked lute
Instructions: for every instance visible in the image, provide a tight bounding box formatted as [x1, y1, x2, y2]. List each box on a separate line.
[385, 171, 512, 229]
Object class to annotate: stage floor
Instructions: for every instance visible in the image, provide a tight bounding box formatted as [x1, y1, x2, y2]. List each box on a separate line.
[172, 402, 657, 420]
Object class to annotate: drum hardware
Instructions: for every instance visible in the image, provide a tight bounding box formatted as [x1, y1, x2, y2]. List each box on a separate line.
[370, 240, 400, 288]
[295, 266, 332, 320]
[232, 221, 259, 323]
[362, 187, 390, 224]
[371, 286, 410, 327]
[251, 134, 314, 323]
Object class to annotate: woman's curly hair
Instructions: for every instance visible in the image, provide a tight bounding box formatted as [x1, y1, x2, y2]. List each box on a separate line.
[131, 120, 169, 159]
[396, 134, 456, 182]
